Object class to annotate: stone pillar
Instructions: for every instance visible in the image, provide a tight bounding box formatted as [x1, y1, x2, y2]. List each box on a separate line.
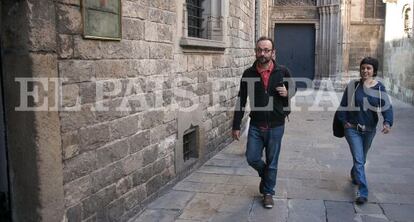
[317, 0, 343, 79]
[261, 0, 269, 37]
[1, 0, 64, 221]
[336, 0, 351, 83]
[314, 23, 321, 79]
[318, 5, 328, 77]
[329, 4, 339, 77]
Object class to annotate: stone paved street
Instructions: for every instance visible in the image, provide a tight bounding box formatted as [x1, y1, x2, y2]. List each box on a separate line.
[131, 89, 414, 222]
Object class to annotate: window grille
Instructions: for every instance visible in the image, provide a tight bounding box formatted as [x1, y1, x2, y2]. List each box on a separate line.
[183, 127, 197, 162]
[187, 0, 205, 38]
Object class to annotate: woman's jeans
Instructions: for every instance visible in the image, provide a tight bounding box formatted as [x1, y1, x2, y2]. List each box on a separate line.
[345, 128, 376, 198]
[246, 125, 284, 195]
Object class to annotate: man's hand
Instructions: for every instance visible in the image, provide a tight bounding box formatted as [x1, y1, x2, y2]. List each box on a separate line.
[276, 85, 288, 97]
[381, 124, 391, 134]
[232, 130, 240, 140]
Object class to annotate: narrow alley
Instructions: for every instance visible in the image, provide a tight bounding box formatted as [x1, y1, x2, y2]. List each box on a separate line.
[132, 90, 414, 222]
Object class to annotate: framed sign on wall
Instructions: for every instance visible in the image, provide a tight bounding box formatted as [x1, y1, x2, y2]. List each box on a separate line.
[82, 0, 122, 40]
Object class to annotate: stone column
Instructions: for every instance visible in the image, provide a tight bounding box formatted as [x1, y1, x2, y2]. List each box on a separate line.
[329, 4, 339, 77]
[338, 0, 351, 81]
[314, 23, 321, 79]
[317, 4, 328, 77]
[317, 0, 344, 80]
[1, 0, 64, 221]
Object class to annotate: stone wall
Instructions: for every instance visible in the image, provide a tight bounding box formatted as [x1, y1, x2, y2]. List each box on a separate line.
[349, 23, 385, 72]
[57, 0, 256, 221]
[1, 0, 64, 221]
[383, 0, 414, 104]
[269, 5, 318, 21]
[348, 0, 385, 73]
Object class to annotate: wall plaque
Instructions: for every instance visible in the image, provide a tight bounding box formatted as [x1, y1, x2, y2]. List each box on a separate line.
[82, 0, 121, 40]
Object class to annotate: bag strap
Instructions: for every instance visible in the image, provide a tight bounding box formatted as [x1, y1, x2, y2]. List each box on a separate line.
[351, 80, 360, 107]
[378, 85, 382, 113]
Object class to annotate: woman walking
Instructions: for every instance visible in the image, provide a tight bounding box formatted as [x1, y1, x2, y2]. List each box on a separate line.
[337, 57, 394, 204]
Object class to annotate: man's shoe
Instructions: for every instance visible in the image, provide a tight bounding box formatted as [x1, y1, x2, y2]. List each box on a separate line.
[259, 179, 264, 194]
[355, 196, 367, 205]
[263, 194, 274, 209]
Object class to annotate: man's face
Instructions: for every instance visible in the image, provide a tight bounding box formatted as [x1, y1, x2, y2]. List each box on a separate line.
[255, 40, 274, 65]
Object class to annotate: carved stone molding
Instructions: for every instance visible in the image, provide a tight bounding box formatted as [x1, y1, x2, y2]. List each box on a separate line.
[382, 0, 397, 3]
[274, 0, 316, 6]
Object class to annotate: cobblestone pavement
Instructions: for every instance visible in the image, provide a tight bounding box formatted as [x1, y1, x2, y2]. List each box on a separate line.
[131, 90, 414, 222]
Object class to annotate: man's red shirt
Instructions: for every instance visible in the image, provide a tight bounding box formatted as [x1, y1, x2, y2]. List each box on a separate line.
[256, 61, 274, 91]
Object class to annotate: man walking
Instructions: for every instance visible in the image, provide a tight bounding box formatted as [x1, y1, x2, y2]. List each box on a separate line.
[232, 36, 295, 209]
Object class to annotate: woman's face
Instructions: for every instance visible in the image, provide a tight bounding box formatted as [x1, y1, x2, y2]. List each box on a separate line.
[360, 64, 375, 80]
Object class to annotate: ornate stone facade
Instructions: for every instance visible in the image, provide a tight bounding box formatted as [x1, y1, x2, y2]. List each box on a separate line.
[269, 0, 386, 88]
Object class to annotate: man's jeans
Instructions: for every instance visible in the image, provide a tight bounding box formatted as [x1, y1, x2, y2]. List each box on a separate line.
[345, 128, 376, 198]
[246, 125, 284, 195]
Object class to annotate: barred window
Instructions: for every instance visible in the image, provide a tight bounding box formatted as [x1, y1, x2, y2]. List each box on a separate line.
[187, 0, 205, 38]
[364, 0, 385, 19]
[180, 0, 227, 51]
[183, 127, 197, 162]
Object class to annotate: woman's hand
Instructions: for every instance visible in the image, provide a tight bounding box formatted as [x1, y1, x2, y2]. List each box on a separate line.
[344, 122, 353, 129]
[381, 124, 391, 134]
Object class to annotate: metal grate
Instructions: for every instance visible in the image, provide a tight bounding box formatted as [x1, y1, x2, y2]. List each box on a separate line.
[183, 127, 197, 162]
[187, 0, 204, 38]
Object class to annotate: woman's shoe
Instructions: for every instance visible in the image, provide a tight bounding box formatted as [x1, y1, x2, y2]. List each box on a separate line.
[355, 196, 367, 205]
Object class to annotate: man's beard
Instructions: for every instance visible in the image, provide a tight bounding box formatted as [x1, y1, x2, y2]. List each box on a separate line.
[257, 56, 271, 64]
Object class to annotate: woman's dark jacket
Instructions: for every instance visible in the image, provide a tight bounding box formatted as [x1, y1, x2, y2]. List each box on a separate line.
[337, 80, 393, 128]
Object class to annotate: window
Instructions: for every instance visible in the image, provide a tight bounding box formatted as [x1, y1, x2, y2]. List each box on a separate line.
[364, 0, 385, 19]
[183, 127, 198, 162]
[187, 0, 205, 38]
[181, 0, 227, 50]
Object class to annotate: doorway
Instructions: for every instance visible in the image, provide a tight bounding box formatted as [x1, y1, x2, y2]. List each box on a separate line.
[274, 23, 316, 88]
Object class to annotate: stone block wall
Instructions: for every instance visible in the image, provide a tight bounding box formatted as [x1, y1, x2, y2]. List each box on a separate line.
[57, 0, 256, 221]
[348, 0, 385, 73]
[383, 0, 414, 104]
[270, 6, 319, 21]
[349, 23, 385, 72]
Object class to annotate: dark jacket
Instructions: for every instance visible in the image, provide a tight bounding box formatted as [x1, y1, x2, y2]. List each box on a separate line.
[232, 60, 296, 130]
[337, 80, 394, 128]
